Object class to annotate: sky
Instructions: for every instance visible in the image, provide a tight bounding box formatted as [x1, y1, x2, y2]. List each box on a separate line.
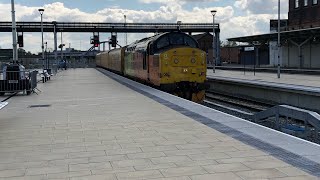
[0, 0, 288, 53]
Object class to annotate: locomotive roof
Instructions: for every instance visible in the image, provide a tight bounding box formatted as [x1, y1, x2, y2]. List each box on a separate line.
[126, 32, 196, 52]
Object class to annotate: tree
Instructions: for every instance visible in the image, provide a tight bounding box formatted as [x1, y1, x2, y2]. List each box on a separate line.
[222, 40, 237, 47]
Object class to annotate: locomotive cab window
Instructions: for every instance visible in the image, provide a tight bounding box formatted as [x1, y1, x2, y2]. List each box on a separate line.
[154, 33, 198, 53]
[169, 33, 184, 45]
[157, 36, 169, 49]
[184, 36, 197, 47]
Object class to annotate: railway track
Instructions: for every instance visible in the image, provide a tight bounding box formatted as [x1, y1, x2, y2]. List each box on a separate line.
[204, 91, 274, 120]
[204, 90, 320, 144]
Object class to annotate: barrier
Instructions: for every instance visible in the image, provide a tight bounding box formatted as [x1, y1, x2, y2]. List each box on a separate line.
[0, 70, 38, 95]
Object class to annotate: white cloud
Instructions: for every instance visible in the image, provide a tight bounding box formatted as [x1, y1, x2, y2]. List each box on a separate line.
[139, 0, 219, 4]
[0, 1, 289, 53]
[234, 0, 288, 14]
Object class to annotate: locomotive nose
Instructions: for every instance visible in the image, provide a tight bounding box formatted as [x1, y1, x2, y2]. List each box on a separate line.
[160, 47, 207, 83]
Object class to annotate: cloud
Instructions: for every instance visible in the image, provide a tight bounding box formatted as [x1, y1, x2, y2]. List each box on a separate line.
[139, 0, 219, 4]
[234, 0, 288, 14]
[0, 1, 288, 53]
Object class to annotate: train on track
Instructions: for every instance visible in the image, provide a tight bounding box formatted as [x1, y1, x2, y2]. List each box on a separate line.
[96, 32, 209, 103]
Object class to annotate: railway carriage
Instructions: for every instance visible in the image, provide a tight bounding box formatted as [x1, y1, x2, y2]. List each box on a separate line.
[96, 48, 125, 74]
[96, 32, 208, 103]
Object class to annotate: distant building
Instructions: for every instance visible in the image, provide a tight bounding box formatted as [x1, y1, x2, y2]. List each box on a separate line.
[192, 33, 214, 64]
[192, 33, 213, 51]
[46, 48, 99, 68]
[229, 0, 320, 69]
[0, 49, 41, 69]
[288, 0, 320, 30]
[46, 48, 98, 60]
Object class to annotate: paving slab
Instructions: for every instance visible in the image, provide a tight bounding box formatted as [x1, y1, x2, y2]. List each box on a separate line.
[0, 68, 318, 179]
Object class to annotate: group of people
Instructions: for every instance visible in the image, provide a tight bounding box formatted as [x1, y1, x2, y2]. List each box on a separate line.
[58, 60, 67, 70]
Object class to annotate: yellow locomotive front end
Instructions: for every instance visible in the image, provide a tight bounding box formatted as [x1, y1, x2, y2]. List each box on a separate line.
[159, 47, 208, 103]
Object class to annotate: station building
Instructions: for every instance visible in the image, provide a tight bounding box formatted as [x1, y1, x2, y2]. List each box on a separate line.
[229, 0, 320, 69]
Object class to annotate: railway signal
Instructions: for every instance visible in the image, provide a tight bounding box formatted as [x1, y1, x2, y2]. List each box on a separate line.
[91, 34, 100, 47]
[111, 35, 117, 47]
[17, 34, 23, 47]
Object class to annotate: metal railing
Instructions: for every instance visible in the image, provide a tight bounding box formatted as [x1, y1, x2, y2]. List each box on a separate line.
[254, 105, 320, 143]
[0, 21, 219, 33]
[0, 70, 38, 95]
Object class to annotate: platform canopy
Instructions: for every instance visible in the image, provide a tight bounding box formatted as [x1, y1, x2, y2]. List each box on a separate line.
[228, 26, 320, 43]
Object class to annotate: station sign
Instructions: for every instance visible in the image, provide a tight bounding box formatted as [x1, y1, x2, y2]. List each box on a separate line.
[244, 47, 255, 51]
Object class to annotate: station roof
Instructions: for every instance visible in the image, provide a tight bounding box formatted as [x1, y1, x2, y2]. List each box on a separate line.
[228, 26, 320, 43]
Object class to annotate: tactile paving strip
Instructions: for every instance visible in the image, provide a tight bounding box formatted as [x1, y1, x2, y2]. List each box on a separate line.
[97, 68, 320, 177]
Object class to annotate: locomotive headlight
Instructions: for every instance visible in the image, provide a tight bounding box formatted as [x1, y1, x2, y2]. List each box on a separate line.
[191, 58, 196, 64]
[174, 59, 179, 64]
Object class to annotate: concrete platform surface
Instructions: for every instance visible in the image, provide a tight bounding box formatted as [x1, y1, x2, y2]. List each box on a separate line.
[0, 68, 319, 180]
[207, 69, 320, 89]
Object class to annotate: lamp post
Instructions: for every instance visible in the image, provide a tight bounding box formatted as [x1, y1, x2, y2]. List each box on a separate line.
[38, 8, 45, 69]
[11, 0, 18, 63]
[277, 0, 281, 78]
[211, 10, 217, 73]
[124, 15, 127, 46]
[45, 42, 47, 67]
[60, 29, 64, 60]
[52, 21, 58, 66]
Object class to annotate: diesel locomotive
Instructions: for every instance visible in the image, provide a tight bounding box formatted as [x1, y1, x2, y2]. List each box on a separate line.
[96, 32, 208, 103]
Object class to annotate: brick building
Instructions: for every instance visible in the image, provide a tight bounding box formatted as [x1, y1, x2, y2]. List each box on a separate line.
[289, 0, 320, 30]
[192, 33, 214, 64]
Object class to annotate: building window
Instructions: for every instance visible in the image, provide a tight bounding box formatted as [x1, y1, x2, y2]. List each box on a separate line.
[295, 0, 299, 8]
[304, 0, 308, 6]
[313, 0, 318, 4]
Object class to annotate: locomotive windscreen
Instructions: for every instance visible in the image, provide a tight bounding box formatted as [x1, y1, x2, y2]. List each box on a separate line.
[154, 33, 198, 52]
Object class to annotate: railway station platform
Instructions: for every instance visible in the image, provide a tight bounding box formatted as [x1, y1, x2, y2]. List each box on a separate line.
[207, 70, 320, 114]
[0, 68, 320, 179]
[207, 70, 320, 88]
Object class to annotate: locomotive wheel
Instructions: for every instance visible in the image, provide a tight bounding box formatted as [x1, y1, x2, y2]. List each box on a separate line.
[26, 91, 31, 95]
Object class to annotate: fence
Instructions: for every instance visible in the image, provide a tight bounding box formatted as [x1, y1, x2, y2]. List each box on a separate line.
[0, 70, 38, 95]
[66, 59, 96, 69]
